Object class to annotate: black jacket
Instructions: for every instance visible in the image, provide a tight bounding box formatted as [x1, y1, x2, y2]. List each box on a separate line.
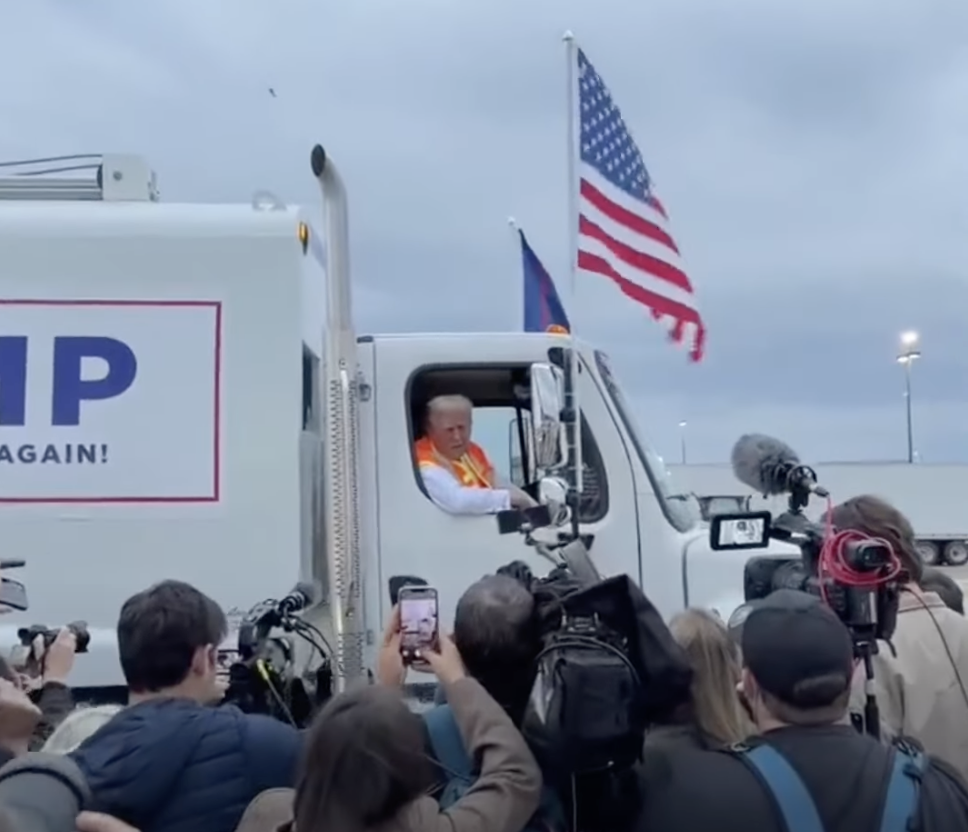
[642, 722, 717, 753]
[634, 724, 968, 832]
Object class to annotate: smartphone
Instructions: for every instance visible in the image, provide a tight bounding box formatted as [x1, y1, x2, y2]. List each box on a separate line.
[0, 578, 28, 611]
[398, 585, 438, 665]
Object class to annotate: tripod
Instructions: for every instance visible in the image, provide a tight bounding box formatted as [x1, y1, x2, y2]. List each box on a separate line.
[851, 638, 881, 739]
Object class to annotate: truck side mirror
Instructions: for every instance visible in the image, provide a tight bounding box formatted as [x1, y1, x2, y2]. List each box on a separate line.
[528, 362, 565, 474]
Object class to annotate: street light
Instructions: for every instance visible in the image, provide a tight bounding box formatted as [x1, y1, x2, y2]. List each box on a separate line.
[678, 420, 688, 465]
[896, 330, 921, 464]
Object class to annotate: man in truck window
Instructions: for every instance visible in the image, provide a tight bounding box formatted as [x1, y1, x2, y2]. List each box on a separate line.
[415, 394, 537, 515]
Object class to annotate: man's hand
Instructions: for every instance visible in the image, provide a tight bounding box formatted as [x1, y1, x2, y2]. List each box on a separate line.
[40, 628, 77, 686]
[376, 605, 406, 688]
[509, 485, 538, 510]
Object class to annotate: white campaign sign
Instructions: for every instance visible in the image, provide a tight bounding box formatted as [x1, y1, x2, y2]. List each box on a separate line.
[0, 301, 221, 502]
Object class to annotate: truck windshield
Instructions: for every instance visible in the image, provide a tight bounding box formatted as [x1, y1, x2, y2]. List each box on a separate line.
[593, 350, 698, 533]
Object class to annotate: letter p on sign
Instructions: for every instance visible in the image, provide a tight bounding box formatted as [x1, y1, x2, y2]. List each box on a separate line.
[0, 336, 137, 426]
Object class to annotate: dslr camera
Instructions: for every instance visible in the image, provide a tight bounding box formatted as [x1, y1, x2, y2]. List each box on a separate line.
[12, 622, 91, 680]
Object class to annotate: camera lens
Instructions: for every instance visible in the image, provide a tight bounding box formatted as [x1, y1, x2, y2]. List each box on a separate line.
[845, 540, 891, 572]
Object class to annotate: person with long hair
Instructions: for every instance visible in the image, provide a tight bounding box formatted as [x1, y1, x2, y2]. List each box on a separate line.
[240, 609, 542, 832]
[644, 608, 751, 750]
[831, 494, 968, 782]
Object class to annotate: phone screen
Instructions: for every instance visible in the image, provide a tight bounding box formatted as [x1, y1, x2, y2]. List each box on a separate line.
[399, 587, 438, 662]
[0, 578, 28, 611]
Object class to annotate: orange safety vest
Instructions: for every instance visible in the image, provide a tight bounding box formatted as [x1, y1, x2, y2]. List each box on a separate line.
[414, 436, 495, 489]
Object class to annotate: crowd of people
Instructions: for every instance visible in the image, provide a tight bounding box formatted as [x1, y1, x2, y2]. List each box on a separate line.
[2, 493, 968, 832]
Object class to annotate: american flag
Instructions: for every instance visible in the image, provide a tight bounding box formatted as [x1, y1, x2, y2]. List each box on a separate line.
[575, 48, 706, 361]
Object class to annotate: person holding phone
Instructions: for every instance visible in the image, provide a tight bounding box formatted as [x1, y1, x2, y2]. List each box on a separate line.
[234, 598, 543, 832]
[295, 605, 540, 832]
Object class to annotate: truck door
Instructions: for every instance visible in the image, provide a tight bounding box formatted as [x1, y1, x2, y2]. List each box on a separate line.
[367, 337, 640, 636]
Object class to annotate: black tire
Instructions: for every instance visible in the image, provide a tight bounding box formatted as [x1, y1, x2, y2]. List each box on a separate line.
[916, 540, 941, 566]
[943, 540, 968, 567]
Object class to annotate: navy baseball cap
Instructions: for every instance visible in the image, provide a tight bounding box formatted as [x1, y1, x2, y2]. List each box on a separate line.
[733, 589, 855, 709]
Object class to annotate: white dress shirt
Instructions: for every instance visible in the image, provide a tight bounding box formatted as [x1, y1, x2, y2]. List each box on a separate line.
[420, 464, 512, 515]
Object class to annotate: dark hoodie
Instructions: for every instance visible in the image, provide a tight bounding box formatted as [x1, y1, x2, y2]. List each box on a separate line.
[70, 698, 302, 832]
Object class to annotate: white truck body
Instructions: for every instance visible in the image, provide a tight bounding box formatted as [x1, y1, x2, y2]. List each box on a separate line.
[669, 462, 968, 566]
[0, 152, 792, 692]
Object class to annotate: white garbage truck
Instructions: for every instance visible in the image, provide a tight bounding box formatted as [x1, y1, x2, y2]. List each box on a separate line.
[0, 149, 793, 700]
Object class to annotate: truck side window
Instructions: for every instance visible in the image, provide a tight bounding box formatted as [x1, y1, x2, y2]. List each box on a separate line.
[302, 347, 319, 431]
[407, 366, 608, 524]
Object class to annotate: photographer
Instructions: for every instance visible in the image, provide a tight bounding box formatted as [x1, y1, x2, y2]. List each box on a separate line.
[830, 496, 968, 780]
[633, 590, 968, 832]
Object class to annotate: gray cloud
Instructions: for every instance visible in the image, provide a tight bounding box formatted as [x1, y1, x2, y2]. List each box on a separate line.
[4, 0, 967, 464]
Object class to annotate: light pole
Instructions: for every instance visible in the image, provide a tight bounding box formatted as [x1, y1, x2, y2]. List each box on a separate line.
[678, 420, 688, 465]
[896, 330, 921, 464]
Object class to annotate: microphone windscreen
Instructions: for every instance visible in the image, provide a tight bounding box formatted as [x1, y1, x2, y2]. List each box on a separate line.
[731, 433, 800, 495]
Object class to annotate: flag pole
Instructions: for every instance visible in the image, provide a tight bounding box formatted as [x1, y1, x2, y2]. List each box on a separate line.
[508, 216, 523, 331]
[563, 30, 583, 498]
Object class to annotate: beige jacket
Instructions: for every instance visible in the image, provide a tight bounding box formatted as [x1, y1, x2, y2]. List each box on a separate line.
[850, 589, 968, 781]
[235, 677, 541, 832]
[375, 677, 541, 832]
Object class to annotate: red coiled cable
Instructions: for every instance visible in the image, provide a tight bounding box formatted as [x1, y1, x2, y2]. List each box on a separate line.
[817, 496, 903, 599]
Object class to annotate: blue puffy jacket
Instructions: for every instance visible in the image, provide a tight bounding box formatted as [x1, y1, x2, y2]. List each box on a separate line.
[70, 698, 302, 832]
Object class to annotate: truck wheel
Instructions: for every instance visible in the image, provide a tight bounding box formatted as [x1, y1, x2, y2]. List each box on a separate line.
[943, 540, 968, 567]
[916, 540, 941, 566]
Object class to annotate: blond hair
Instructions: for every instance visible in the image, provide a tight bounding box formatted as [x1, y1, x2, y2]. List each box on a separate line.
[669, 608, 752, 746]
[42, 704, 122, 753]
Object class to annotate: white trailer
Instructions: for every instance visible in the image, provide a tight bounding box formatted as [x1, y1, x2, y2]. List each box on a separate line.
[669, 462, 968, 567]
[0, 149, 795, 697]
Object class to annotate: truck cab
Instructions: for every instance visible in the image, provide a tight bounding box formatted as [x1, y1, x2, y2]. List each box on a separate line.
[0, 150, 784, 697]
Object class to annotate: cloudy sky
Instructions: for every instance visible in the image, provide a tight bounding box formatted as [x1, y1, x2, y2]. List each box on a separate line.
[6, 0, 968, 468]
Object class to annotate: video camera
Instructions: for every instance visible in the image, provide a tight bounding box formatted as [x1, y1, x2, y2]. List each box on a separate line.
[740, 515, 900, 649]
[222, 582, 332, 728]
[709, 433, 905, 737]
[495, 539, 693, 831]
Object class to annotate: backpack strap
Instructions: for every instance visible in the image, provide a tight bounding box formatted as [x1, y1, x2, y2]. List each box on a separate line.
[736, 745, 826, 832]
[422, 705, 475, 781]
[878, 746, 926, 832]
